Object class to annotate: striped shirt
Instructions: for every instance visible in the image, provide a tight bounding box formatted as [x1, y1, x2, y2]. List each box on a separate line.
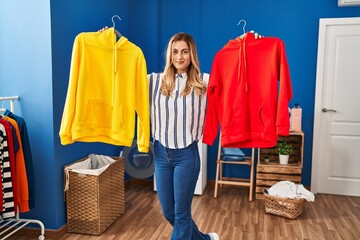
[0, 123, 15, 219]
[148, 72, 209, 149]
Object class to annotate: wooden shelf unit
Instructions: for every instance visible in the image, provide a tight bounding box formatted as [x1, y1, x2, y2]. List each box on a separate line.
[256, 131, 304, 199]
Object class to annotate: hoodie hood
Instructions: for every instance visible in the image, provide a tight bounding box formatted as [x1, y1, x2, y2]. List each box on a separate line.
[223, 32, 257, 92]
[97, 27, 128, 106]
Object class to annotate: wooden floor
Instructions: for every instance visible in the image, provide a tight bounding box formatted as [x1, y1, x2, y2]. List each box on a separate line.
[9, 182, 360, 240]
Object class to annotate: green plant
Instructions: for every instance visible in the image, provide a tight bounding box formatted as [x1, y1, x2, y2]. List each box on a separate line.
[263, 154, 270, 163]
[277, 141, 294, 155]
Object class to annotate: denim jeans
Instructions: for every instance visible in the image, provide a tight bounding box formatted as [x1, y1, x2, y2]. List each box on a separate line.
[154, 140, 210, 240]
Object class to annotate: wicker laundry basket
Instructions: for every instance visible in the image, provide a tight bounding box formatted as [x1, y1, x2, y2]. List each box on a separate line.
[264, 190, 305, 219]
[64, 156, 125, 235]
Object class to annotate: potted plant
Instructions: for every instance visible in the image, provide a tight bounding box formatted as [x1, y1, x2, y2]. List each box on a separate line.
[276, 141, 294, 164]
[263, 154, 270, 164]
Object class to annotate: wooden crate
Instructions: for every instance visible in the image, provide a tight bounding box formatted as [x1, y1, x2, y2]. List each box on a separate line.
[256, 132, 304, 199]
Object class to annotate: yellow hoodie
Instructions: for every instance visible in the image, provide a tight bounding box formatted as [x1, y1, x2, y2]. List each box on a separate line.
[59, 28, 150, 152]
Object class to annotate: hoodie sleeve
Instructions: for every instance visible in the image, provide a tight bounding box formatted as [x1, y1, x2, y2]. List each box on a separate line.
[59, 35, 81, 145]
[135, 52, 150, 153]
[203, 57, 220, 146]
[276, 40, 293, 136]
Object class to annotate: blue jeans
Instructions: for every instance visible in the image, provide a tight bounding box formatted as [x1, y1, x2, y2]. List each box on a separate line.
[154, 140, 210, 240]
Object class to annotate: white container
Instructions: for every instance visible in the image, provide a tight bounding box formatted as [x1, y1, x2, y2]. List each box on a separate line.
[279, 154, 289, 165]
[291, 104, 302, 132]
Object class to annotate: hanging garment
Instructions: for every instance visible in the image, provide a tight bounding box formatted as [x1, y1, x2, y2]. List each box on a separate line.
[203, 32, 292, 148]
[59, 27, 150, 152]
[2, 116, 29, 213]
[0, 121, 16, 219]
[4, 109, 35, 209]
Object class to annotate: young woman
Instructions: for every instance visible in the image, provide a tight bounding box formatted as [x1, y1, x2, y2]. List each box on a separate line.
[97, 26, 261, 239]
[148, 32, 218, 240]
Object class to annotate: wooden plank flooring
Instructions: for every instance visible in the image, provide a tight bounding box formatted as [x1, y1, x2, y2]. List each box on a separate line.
[8, 182, 360, 240]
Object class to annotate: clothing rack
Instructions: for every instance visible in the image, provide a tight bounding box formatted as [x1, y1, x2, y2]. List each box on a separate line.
[0, 96, 19, 113]
[0, 96, 45, 240]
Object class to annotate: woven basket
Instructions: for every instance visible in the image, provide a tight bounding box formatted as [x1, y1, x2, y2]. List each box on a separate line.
[264, 190, 305, 219]
[64, 156, 125, 235]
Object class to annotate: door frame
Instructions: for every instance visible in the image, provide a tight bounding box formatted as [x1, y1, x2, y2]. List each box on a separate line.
[311, 17, 360, 194]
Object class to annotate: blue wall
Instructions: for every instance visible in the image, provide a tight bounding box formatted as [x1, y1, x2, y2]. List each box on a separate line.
[0, 0, 57, 228]
[1, 0, 360, 231]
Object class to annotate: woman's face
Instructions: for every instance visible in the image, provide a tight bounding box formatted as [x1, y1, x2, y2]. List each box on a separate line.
[172, 40, 191, 74]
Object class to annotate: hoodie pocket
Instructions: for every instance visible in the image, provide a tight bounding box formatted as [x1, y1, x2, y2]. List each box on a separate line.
[85, 101, 123, 128]
[224, 104, 264, 134]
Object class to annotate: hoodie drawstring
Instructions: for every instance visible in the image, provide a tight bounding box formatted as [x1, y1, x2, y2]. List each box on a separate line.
[112, 28, 117, 107]
[238, 35, 248, 92]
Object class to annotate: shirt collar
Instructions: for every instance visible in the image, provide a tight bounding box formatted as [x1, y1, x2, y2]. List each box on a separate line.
[175, 73, 187, 91]
[176, 72, 187, 79]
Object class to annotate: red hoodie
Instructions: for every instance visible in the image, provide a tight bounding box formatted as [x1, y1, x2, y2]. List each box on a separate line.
[203, 32, 292, 148]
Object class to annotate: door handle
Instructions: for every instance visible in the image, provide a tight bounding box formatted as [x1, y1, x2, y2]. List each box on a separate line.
[322, 108, 337, 113]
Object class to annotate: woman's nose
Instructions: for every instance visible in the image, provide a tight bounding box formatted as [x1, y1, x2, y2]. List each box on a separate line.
[176, 53, 183, 59]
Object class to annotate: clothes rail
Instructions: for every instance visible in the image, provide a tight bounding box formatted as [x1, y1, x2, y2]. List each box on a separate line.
[0, 96, 19, 113]
[0, 96, 45, 240]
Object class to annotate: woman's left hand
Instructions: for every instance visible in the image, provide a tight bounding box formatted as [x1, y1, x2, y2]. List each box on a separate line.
[250, 30, 263, 39]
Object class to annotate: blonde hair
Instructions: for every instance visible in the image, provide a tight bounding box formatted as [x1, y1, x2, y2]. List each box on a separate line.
[161, 32, 206, 97]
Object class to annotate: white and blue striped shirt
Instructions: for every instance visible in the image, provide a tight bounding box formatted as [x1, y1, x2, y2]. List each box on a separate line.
[148, 72, 209, 149]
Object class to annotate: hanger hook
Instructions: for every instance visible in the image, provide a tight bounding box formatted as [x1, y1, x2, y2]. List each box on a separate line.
[111, 15, 122, 28]
[237, 19, 246, 35]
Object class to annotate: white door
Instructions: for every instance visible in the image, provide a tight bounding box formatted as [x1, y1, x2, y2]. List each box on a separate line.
[312, 17, 360, 197]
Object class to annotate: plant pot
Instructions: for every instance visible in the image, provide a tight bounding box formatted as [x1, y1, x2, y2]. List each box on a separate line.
[264, 158, 270, 164]
[279, 154, 289, 165]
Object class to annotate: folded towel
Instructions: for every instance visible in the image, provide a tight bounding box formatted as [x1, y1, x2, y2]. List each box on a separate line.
[222, 148, 245, 157]
[221, 148, 245, 161]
